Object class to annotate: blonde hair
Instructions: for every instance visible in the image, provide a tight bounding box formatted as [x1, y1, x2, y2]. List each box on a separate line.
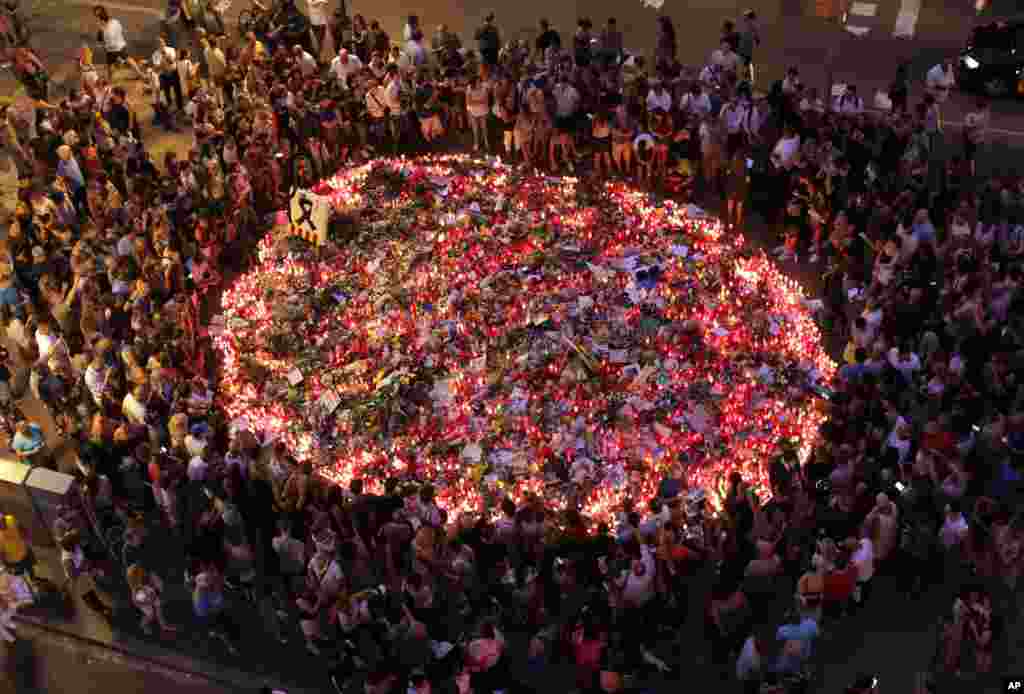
[168, 413, 189, 439]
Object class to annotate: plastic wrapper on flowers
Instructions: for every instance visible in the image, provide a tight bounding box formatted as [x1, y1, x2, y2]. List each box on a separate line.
[213, 155, 836, 525]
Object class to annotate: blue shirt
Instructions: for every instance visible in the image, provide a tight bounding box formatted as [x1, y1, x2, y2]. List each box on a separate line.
[57, 158, 85, 190]
[11, 425, 44, 457]
[775, 617, 818, 672]
[912, 221, 937, 246]
[991, 461, 1022, 500]
[193, 588, 225, 617]
[838, 360, 883, 384]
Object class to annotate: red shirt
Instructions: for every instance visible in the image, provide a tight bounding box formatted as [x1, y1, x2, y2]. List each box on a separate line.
[823, 565, 857, 603]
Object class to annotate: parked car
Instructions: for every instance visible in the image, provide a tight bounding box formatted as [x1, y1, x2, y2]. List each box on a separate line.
[958, 19, 1024, 97]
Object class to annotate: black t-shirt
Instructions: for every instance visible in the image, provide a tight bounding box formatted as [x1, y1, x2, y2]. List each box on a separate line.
[107, 103, 132, 135]
[476, 25, 499, 55]
[536, 29, 561, 55]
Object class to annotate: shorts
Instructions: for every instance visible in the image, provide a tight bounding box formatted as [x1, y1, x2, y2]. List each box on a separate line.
[420, 114, 443, 138]
[4, 547, 34, 576]
[612, 141, 632, 160]
[555, 115, 576, 133]
[106, 49, 126, 66]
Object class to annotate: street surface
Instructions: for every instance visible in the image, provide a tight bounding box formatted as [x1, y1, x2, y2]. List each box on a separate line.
[2, 619, 242, 694]
[0, 0, 1023, 692]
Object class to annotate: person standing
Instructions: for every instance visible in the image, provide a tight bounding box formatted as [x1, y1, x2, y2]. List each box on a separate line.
[152, 35, 183, 113]
[889, 61, 910, 114]
[925, 58, 956, 105]
[534, 19, 560, 64]
[962, 97, 989, 177]
[94, 6, 133, 81]
[382, 65, 406, 151]
[737, 10, 760, 84]
[466, 74, 491, 152]
[654, 16, 676, 75]
[724, 149, 750, 232]
[0, 514, 36, 581]
[306, 0, 329, 54]
[475, 12, 500, 67]
[59, 530, 114, 621]
[598, 17, 623, 68]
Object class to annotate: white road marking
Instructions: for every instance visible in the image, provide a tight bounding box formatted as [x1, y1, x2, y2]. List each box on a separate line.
[849, 2, 878, 16]
[892, 0, 921, 37]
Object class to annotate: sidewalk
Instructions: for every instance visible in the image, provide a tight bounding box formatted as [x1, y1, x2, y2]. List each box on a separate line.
[12, 541, 330, 694]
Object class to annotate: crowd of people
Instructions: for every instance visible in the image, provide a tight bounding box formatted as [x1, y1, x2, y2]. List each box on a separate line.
[0, 1, 1019, 694]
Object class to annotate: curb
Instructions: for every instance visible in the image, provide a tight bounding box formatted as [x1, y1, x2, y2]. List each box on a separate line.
[12, 613, 323, 694]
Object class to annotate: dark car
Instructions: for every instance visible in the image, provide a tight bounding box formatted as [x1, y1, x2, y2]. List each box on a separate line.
[958, 19, 1024, 97]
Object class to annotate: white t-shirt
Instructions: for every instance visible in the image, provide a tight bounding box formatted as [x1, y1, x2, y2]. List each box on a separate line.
[84, 364, 109, 405]
[152, 45, 177, 73]
[833, 94, 863, 115]
[185, 433, 208, 459]
[554, 84, 580, 118]
[186, 456, 209, 482]
[887, 348, 921, 381]
[102, 18, 127, 53]
[679, 91, 712, 118]
[646, 89, 672, 113]
[307, 554, 344, 595]
[404, 40, 427, 66]
[710, 48, 740, 73]
[940, 513, 968, 548]
[772, 135, 801, 167]
[383, 79, 404, 113]
[886, 420, 912, 466]
[35, 330, 57, 361]
[851, 538, 875, 582]
[330, 54, 363, 85]
[122, 393, 147, 425]
[305, 0, 328, 26]
[926, 64, 955, 91]
[297, 51, 318, 78]
[619, 544, 656, 607]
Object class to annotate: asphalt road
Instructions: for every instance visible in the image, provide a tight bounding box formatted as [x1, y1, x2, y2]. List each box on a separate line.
[15, 0, 1024, 141]
[2, 620, 242, 694]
